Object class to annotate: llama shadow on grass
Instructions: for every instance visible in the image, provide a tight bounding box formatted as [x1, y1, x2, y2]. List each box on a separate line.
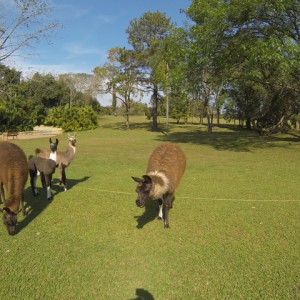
[51, 176, 90, 191]
[134, 200, 160, 229]
[128, 288, 155, 300]
[17, 187, 51, 234]
[16, 176, 90, 234]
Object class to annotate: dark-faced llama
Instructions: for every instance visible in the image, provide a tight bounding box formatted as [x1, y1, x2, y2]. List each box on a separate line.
[0, 142, 28, 235]
[28, 155, 57, 201]
[35, 138, 59, 160]
[132, 142, 186, 228]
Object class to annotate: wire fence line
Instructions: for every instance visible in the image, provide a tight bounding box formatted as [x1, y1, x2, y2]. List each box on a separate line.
[74, 186, 300, 202]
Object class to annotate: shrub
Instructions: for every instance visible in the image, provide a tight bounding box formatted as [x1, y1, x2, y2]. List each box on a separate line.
[44, 105, 98, 131]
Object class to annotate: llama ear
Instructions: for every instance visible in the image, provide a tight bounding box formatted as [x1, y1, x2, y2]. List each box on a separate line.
[49, 138, 52, 143]
[142, 175, 152, 184]
[56, 139, 59, 145]
[1, 207, 11, 214]
[132, 176, 143, 183]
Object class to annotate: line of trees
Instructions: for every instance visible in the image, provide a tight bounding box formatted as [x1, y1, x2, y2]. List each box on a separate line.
[94, 1, 300, 133]
[1, 0, 300, 133]
[0, 64, 102, 131]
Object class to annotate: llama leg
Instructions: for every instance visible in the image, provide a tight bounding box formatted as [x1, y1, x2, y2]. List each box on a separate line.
[157, 198, 163, 220]
[44, 175, 52, 201]
[162, 193, 175, 228]
[30, 171, 38, 196]
[60, 166, 67, 191]
[0, 183, 5, 204]
[40, 173, 46, 188]
[20, 195, 27, 216]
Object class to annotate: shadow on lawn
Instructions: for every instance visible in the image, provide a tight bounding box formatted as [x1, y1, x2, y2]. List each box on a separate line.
[156, 125, 300, 152]
[17, 176, 90, 234]
[134, 200, 160, 229]
[128, 288, 155, 300]
[102, 121, 152, 131]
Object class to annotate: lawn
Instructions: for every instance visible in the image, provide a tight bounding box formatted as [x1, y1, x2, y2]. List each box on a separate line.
[1, 116, 299, 299]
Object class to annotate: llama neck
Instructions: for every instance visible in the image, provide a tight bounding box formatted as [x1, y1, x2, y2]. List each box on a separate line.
[66, 144, 76, 160]
[147, 171, 169, 199]
[49, 151, 57, 162]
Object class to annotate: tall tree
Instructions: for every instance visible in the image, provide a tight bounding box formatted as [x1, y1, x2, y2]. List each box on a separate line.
[126, 11, 174, 131]
[94, 47, 142, 128]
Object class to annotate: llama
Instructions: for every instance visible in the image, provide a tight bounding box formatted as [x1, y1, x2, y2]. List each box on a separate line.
[35, 138, 59, 160]
[37, 133, 76, 191]
[28, 155, 57, 201]
[0, 142, 28, 235]
[132, 142, 186, 228]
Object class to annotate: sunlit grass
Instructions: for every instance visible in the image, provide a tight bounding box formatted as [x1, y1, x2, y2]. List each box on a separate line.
[1, 116, 300, 299]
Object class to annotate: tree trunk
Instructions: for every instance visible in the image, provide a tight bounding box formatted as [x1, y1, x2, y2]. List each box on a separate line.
[207, 113, 213, 133]
[152, 85, 159, 131]
[112, 83, 117, 112]
[246, 118, 251, 130]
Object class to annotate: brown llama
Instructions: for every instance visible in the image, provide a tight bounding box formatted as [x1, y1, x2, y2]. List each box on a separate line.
[132, 142, 186, 228]
[0, 142, 28, 235]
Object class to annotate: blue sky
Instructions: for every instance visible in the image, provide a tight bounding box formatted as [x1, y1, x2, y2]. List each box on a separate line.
[7, 0, 192, 78]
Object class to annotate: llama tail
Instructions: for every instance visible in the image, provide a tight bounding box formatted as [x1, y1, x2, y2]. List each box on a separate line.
[35, 148, 41, 155]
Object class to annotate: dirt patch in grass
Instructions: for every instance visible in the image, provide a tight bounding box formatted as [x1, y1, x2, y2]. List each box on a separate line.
[2, 125, 63, 140]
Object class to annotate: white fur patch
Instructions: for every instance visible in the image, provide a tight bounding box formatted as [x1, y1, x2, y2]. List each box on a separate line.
[46, 186, 52, 199]
[158, 204, 163, 218]
[49, 151, 57, 162]
[147, 171, 169, 199]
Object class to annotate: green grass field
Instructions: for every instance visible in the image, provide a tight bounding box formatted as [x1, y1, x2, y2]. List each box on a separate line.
[1, 116, 300, 299]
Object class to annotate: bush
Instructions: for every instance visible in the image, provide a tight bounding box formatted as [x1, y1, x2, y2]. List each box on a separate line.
[44, 105, 98, 131]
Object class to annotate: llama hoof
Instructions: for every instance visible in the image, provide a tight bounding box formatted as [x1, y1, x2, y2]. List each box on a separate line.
[164, 223, 170, 228]
[47, 197, 52, 202]
[157, 216, 162, 220]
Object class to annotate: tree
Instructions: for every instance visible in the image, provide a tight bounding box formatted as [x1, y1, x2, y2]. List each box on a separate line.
[24, 72, 69, 108]
[0, 0, 59, 62]
[94, 47, 142, 128]
[126, 11, 174, 131]
[186, 0, 300, 133]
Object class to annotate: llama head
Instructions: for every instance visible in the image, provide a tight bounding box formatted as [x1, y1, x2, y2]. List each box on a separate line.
[0, 207, 18, 235]
[68, 133, 77, 147]
[132, 175, 153, 208]
[49, 138, 59, 153]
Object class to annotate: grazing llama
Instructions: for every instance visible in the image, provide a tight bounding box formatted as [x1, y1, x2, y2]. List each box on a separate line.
[0, 142, 28, 235]
[132, 142, 186, 228]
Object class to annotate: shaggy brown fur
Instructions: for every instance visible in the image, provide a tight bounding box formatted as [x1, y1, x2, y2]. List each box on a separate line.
[0, 142, 28, 235]
[132, 142, 186, 228]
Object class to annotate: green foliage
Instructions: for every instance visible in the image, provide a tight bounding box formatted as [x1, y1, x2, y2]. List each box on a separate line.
[186, 0, 300, 130]
[44, 105, 98, 131]
[169, 93, 189, 123]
